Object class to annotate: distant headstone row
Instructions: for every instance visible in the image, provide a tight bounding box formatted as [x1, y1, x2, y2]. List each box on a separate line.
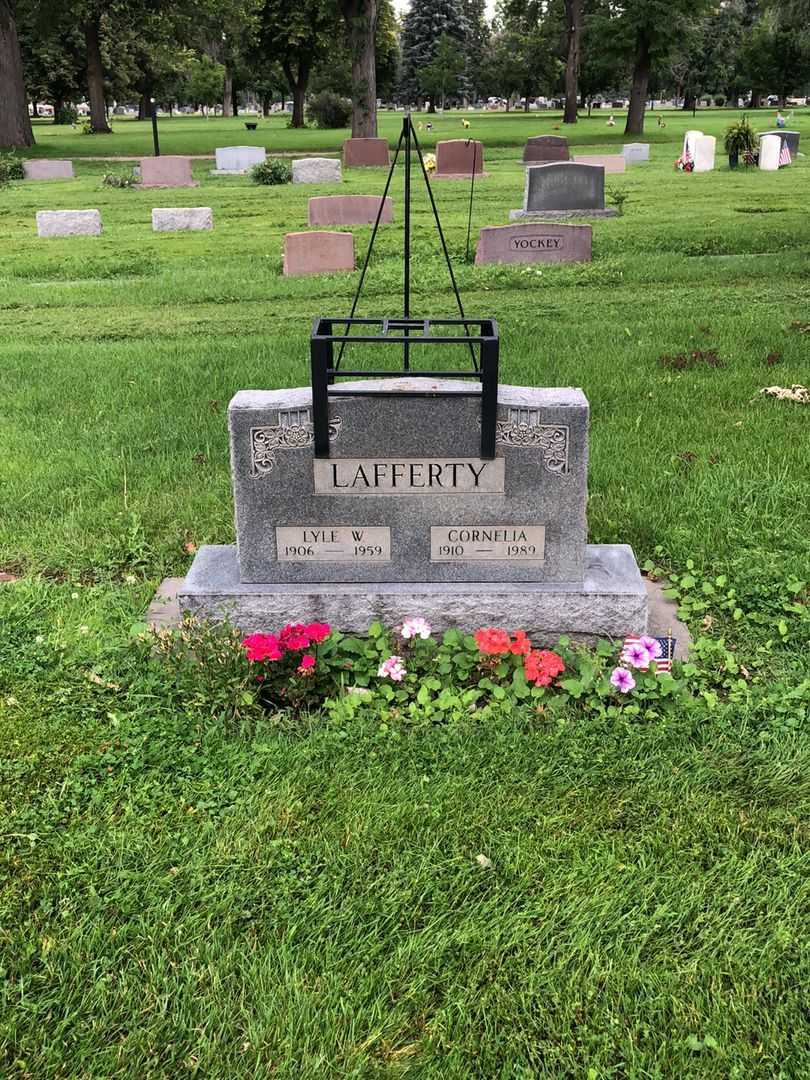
[521, 136, 651, 167]
[36, 207, 213, 237]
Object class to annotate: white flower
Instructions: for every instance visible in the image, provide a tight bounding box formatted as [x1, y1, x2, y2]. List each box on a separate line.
[401, 617, 432, 640]
[124, 574, 137, 585]
[35, 635, 45, 645]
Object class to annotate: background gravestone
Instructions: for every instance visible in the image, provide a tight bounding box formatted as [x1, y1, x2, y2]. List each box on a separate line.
[692, 135, 716, 172]
[761, 130, 800, 157]
[152, 207, 213, 232]
[510, 163, 617, 220]
[434, 140, 485, 177]
[573, 154, 626, 173]
[283, 231, 354, 276]
[211, 146, 266, 175]
[476, 223, 592, 266]
[308, 195, 394, 226]
[343, 138, 389, 167]
[522, 135, 570, 163]
[759, 134, 781, 171]
[23, 160, 74, 180]
[622, 143, 650, 163]
[36, 209, 102, 237]
[139, 156, 197, 188]
[292, 158, 342, 184]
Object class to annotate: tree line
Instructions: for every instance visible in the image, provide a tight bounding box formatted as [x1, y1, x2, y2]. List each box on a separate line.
[1, 0, 809, 148]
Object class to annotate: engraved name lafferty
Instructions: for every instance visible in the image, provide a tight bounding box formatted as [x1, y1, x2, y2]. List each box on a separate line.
[431, 525, 546, 561]
[313, 457, 505, 495]
[276, 526, 390, 562]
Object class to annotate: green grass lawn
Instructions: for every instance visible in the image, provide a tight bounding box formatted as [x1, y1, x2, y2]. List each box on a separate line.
[22, 105, 810, 158]
[1, 122, 809, 1077]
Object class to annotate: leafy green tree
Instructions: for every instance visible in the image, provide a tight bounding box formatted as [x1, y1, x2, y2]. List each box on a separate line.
[487, 0, 559, 109]
[184, 53, 226, 110]
[419, 32, 465, 108]
[460, 0, 490, 105]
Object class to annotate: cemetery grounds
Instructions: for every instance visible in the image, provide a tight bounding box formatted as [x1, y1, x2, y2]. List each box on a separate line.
[1, 111, 809, 1077]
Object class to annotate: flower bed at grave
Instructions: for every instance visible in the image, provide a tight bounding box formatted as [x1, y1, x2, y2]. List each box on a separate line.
[158, 617, 688, 723]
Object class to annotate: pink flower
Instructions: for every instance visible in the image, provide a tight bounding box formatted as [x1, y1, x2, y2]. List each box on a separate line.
[610, 666, 636, 693]
[279, 623, 311, 650]
[639, 635, 662, 659]
[297, 654, 316, 675]
[378, 655, 407, 682]
[401, 617, 432, 640]
[621, 642, 652, 669]
[242, 633, 283, 662]
[305, 622, 331, 644]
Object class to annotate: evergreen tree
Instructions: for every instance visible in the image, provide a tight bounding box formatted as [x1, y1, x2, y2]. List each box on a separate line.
[400, 0, 468, 110]
[460, 0, 489, 105]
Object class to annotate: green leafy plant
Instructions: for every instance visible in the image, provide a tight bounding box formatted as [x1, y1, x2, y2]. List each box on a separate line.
[0, 152, 25, 186]
[250, 157, 292, 185]
[723, 117, 756, 156]
[306, 90, 351, 129]
[607, 185, 630, 215]
[101, 170, 137, 188]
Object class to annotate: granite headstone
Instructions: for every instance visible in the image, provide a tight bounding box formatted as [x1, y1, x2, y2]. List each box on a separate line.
[211, 146, 266, 175]
[522, 135, 570, 163]
[434, 140, 485, 177]
[23, 159, 75, 180]
[152, 207, 213, 232]
[475, 223, 592, 265]
[138, 156, 197, 188]
[342, 138, 390, 167]
[292, 158, 342, 184]
[573, 154, 626, 174]
[283, 231, 355, 276]
[308, 195, 394, 227]
[622, 143, 650, 163]
[510, 162, 617, 220]
[36, 209, 102, 237]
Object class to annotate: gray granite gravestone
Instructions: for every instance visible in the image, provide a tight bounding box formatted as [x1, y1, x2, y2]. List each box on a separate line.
[510, 162, 618, 220]
[622, 142, 650, 163]
[179, 377, 647, 641]
[760, 129, 800, 157]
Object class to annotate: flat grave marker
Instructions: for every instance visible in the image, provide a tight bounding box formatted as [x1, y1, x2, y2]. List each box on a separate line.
[343, 138, 390, 167]
[283, 231, 355, 276]
[23, 160, 74, 180]
[152, 207, 213, 232]
[308, 195, 394, 227]
[292, 157, 342, 184]
[475, 222, 592, 266]
[36, 209, 102, 237]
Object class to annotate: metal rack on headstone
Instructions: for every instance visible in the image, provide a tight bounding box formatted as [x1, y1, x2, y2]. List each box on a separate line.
[310, 113, 499, 462]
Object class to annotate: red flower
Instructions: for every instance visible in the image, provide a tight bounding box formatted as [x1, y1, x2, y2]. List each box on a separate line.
[510, 630, 531, 656]
[279, 623, 311, 650]
[524, 649, 566, 687]
[242, 633, 283, 662]
[304, 621, 331, 644]
[474, 627, 512, 655]
[297, 654, 316, 674]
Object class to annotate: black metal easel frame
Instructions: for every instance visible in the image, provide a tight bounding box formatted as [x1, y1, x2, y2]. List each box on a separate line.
[310, 113, 499, 460]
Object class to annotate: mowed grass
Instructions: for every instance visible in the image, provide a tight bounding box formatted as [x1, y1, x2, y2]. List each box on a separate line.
[23, 104, 810, 157]
[1, 124, 810, 1077]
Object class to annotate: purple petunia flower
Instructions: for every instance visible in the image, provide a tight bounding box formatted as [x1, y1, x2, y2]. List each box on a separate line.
[639, 635, 663, 659]
[610, 666, 636, 693]
[621, 642, 652, 669]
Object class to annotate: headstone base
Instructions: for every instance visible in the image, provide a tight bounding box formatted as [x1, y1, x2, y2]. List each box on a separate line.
[179, 543, 648, 645]
[432, 172, 490, 180]
[509, 208, 618, 221]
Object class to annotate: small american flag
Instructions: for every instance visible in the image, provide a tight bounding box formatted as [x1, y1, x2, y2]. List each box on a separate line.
[622, 635, 676, 674]
[779, 143, 792, 167]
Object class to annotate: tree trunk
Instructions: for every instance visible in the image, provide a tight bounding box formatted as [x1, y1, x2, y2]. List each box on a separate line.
[262, 94, 271, 116]
[624, 29, 650, 135]
[0, 0, 35, 147]
[750, 91, 761, 108]
[563, 0, 581, 124]
[223, 66, 234, 116]
[138, 93, 150, 121]
[341, 0, 378, 137]
[53, 97, 64, 124]
[283, 59, 310, 128]
[682, 93, 695, 111]
[84, 17, 111, 133]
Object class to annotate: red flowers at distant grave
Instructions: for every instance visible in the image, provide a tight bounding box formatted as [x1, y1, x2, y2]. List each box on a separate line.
[242, 622, 331, 665]
[474, 626, 566, 686]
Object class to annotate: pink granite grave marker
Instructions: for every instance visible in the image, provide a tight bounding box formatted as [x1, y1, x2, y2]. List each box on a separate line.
[342, 138, 390, 167]
[23, 159, 75, 180]
[434, 140, 485, 178]
[572, 154, 626, 173]
[138, 156, 197, 188]
[522, 136, 569, 163]
[308, 195, 394, 226]
[283, 231, 355, 276]
[475, 223, 592, 266]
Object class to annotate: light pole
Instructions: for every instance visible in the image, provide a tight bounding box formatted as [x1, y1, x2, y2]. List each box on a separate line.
[150, 96, 160, 156]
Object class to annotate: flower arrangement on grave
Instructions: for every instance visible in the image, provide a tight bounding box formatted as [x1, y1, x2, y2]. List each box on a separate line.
[723, 117, 757, 169]
[423, 152, 436, 174]
[674, 153, 694, 173]
[204, 617, 686, 721]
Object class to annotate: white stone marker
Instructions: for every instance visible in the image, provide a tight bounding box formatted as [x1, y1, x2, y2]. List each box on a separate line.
[622, 143, 649, 163]
[758, 134, 781, 172]
[152, 207, 214, 232]
[683, 130, 703, 159]
[291, 157, 342, 184]
[36, 209, 102, 237]
[692, 135, 716, 173]
[211, 146, 266, 175]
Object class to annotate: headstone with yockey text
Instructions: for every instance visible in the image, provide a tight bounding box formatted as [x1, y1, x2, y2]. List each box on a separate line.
[475, 223, 592, 266]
